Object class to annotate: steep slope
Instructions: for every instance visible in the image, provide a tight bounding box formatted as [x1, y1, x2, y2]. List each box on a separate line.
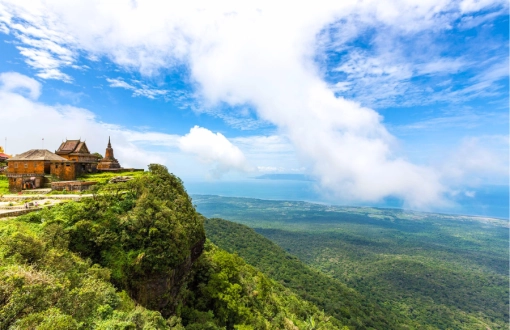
[0, 216, 341, 329]
[204, 217, 399, 329]
[34, 164, 206, 317]
[0, 165, 344, 329]
[181, 241, 343, 329]
[0, 217, 179, 329]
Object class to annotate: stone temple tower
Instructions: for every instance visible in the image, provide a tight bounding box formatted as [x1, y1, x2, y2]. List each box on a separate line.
[97, 136, 121, 170]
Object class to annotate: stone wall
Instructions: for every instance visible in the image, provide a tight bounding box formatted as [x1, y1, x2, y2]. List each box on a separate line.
[50, 181, 96, 191]
[8, 177, 23, 192]
[50, 162, 76, 181]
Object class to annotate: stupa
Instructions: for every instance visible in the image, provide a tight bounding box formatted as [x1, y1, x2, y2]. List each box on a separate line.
[97, 137, 121, 171]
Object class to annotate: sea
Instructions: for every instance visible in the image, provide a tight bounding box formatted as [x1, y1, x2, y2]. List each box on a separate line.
[185, 179, 509, 220]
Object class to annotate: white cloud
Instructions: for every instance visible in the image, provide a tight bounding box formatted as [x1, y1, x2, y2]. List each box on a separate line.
[106, 77, 170, 100]
[106, 78, 133, 90]
[0, 0, 506, 207]
[460, 0, 506, 13]
[464, 190, 475, 198]
[0, 71, 41, 99]
[459, 8, 507, 29]
[330, 34, 507, 108]
[179, 126, 249, 178]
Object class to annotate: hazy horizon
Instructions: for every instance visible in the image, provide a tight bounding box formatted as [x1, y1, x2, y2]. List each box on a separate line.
[187, 179, 509, 219]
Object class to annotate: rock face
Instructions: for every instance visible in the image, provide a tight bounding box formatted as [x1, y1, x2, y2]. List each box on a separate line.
[109, 176, 132, 183]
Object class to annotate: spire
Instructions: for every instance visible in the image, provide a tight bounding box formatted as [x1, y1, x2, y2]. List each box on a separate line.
[107, 136, 111, 148]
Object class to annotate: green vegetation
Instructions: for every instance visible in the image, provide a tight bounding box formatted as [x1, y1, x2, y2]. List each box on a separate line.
[195, 195, 510, 329]
[205, 218, 397, 329]
[0, 218, 176, 329]
[79, 170, 146, 184]
[0, 175, 8, 195]
[39, 164, 206, 315]
[0, 166, 343, 329]
[4, 170, 506, 329]
[92, 152, 103, 160]
[0, 218, 341, 329]
[181, 241, 343, 329]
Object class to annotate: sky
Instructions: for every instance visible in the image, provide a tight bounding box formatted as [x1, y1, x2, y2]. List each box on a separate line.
[0, 0, 508, 212]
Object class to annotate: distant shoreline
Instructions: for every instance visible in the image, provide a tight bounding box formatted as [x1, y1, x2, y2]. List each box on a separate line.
[190, 191, 509, 221]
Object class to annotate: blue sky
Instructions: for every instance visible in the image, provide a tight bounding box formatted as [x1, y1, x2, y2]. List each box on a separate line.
[0, 0, 508, 212]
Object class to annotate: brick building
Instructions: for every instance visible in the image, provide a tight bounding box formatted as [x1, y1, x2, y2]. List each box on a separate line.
[56, 139, 98, 175]
[6, 149, 74, 191]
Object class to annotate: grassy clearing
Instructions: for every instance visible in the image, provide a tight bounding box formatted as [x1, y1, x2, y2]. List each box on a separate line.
[79, 170, 146, 184]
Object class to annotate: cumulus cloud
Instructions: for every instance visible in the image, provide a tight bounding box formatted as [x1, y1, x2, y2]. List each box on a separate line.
[0, 0, 506, 207]
[0, 71, 41, 99]
[179, 126, 249, 178]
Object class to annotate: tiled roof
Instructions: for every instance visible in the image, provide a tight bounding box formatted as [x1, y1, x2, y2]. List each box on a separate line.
[75, 141, 87, 153]
[56, 140, 90, 155]
[8, 149, 70, 161]
[56, 140, 81, 154]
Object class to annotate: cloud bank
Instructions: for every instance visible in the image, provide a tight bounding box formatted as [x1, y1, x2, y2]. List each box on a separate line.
[1, 0, 507, 207]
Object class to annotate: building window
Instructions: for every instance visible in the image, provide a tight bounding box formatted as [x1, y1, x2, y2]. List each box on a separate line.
[14, 163, 18, 168]
[24, 163, 28, 168]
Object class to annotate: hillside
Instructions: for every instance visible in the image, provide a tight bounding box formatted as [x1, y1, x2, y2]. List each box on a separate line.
[0, 166, 343, 329]
[205, 217, 399, 329]
[195, 195, 509, 329]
